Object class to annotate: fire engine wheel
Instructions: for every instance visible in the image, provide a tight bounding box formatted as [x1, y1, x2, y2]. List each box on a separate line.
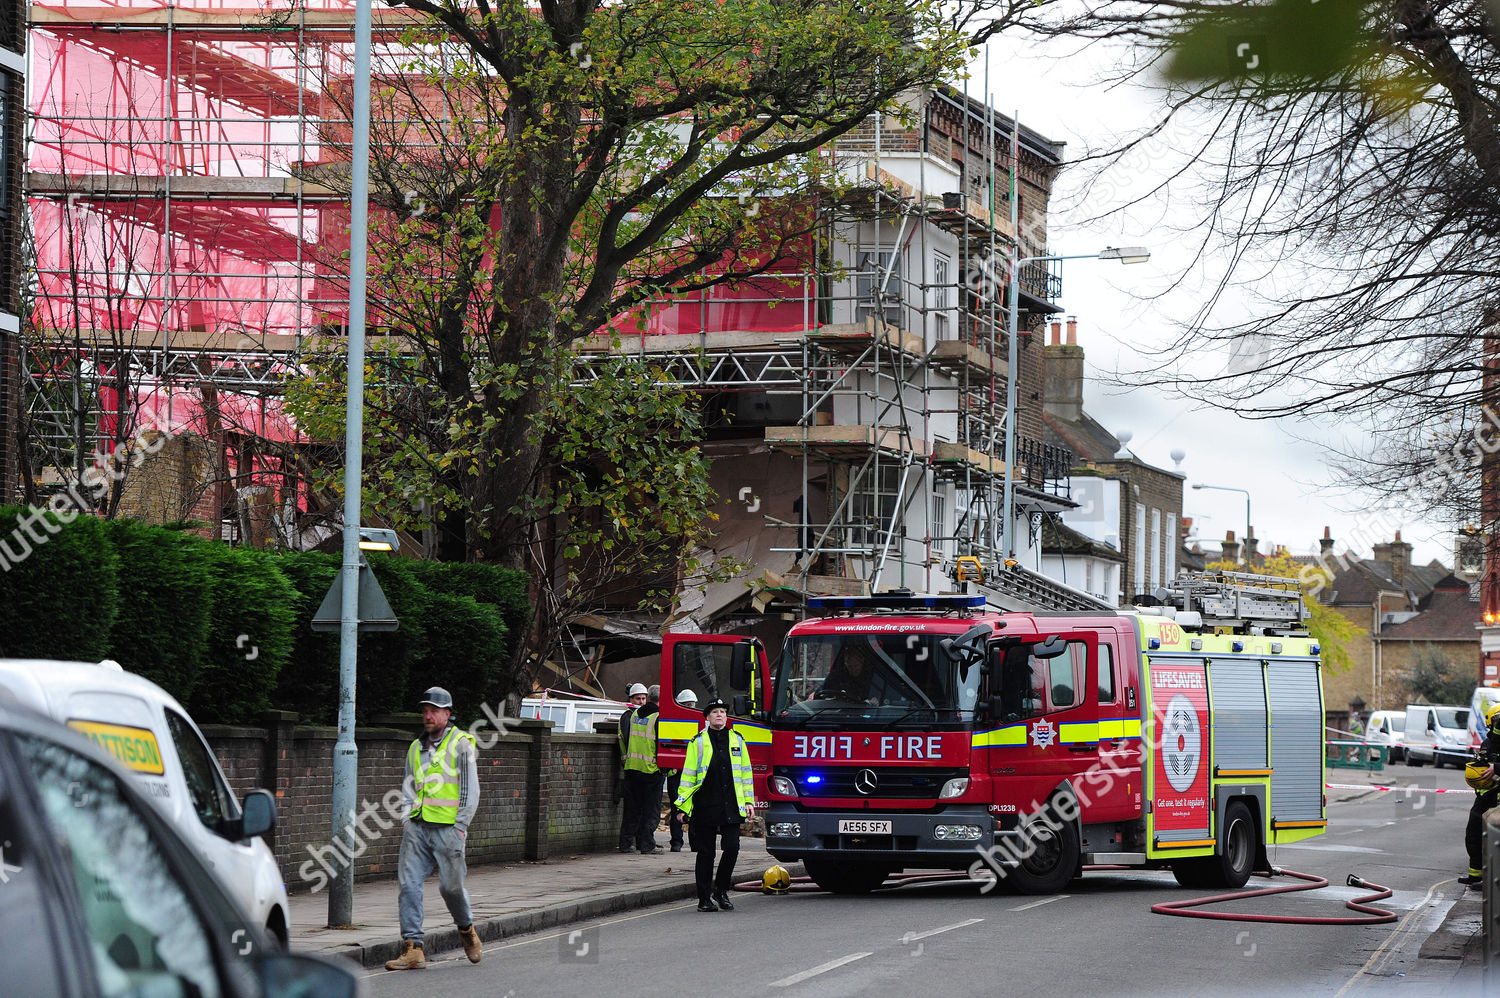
[1005, 815, 1080, 895]
[803, 859, 891, 895]
[1173, 801, 1257, 890]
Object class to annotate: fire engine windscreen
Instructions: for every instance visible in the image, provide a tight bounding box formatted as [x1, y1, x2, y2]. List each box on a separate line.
[771, 634, 981, 727]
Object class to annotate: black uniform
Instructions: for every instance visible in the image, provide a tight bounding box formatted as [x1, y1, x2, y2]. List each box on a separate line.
[1465, 729, 1500, 880]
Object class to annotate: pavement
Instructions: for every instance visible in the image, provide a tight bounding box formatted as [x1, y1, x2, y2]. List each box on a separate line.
[287, 768, 1493, 987]
[288, 833, 798, 969]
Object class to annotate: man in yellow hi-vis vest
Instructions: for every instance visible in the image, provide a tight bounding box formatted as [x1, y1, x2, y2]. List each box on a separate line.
[385, 687, 482, 971]
[620, 683, 664, 854]
[675, 698, 755, 912]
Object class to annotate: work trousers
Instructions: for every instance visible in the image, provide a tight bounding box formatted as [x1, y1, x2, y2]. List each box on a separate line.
[621, 770, 663, 851]
[1467, 790, 1499, 875]
[691, 819, 741, 901]
[397, 819, 472, 944]
[666, 770, 695, 850]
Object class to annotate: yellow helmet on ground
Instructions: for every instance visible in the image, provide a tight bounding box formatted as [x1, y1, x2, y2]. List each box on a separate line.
[762, 864, 792, 894]
[1466, 760, 1495, 792]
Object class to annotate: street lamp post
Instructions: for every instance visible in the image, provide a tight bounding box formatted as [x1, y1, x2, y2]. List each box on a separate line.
[999, 246, 1150, 561]
[1191, 482, 1252, 566]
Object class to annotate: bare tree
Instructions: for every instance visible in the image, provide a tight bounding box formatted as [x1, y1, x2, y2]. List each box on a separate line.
[1036, 0, 1500, 520]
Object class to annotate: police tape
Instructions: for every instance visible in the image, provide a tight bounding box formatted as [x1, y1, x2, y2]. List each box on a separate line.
[1325, 782, 1466, 794]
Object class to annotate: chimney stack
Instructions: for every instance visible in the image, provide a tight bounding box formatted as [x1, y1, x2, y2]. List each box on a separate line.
[1050, 320, 1062, 346]
[1220, 529, 1241, 566]
[1320, 526, 1335, 558]
[1043, 316, 1085, 423]
[1372, 530, 1413, 591]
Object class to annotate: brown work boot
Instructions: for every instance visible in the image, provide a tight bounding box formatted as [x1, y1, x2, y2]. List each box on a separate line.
[384, 939, 427, 971]
[459, 924, 483, 964]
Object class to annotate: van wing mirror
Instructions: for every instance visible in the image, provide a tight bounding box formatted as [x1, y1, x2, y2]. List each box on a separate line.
[231, 789, 277, 841]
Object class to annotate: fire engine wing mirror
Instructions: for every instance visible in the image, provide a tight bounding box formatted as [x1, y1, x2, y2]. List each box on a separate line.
[730, 641, 753, 689]
[1033, 635, 1068, 659]
[733, 694, 752, 717]
[942, 623, 993, 682]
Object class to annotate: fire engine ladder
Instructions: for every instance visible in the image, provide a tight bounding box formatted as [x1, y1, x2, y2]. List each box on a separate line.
[973, 563, 1115, 613]
[1156, 570, 1309, 634]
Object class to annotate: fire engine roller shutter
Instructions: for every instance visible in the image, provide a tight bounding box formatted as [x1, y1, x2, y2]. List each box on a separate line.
[1208, 657, 1268, 769]
[1266, 659, 1323, 821]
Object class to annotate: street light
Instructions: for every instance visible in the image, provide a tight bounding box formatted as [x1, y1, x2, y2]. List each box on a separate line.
[999, 247, 1150, 560]
[1191, 482, 1252, 566]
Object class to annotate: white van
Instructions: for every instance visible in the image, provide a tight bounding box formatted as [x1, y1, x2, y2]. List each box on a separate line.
[1403, 703, 1471, 768]
[0, 659, 290, 943]
[1365, 709, 1406, 762]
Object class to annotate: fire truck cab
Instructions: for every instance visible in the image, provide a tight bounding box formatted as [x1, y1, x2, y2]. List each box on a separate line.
[758, 574, 1326, 895]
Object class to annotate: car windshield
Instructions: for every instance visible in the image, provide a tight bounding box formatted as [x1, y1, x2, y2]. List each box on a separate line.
[771, 632, 980, 728]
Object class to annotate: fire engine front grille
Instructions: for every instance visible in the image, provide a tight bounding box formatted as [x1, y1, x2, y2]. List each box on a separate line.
[780, 766, 966, 799]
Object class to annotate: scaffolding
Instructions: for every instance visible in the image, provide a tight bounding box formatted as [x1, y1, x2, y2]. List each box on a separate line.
[578, 88, 1077, 600]
[24, 1, 1080, 598]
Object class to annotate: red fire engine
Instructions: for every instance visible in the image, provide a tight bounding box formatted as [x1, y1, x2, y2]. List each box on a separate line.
[702, 572, 1328, 895]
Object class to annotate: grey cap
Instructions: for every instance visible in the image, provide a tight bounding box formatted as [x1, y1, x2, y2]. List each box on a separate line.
[418, 686, 453, 709]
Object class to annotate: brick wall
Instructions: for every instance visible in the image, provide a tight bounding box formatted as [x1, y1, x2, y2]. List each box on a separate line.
[203, 714, 623, 894]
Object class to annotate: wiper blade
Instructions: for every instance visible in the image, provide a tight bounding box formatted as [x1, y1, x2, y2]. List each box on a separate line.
[882, 707, 939, 729]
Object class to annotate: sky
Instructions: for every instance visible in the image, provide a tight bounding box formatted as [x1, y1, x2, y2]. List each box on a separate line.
[969, 33, 1456, 571]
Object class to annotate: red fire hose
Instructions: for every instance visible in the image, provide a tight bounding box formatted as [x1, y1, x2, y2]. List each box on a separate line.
[1150, 868, 1398, 924]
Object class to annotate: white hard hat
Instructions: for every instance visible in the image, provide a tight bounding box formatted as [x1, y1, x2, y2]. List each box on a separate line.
[627, 683, 649, 697]
[675, 688, 699, 706]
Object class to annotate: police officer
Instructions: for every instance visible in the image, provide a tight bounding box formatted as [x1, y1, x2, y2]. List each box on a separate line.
[385, 687, 482, 970]
[675, 698, 755, 912]
[1462, 703, 1500, 890]
[619, 683, 662, 854]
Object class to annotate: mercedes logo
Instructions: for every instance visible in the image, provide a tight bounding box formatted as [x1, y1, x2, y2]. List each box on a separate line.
[854, 769, 879, 795]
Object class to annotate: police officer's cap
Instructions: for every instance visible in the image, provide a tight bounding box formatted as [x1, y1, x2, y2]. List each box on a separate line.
[701, 697, 730, 715]
[418, 686, 454, 709]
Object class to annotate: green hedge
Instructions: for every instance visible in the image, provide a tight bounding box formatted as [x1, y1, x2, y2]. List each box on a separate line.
[0, 506, 119, 661]
[0, 508, 531, 725]
[103, 519, 211, 698]
[186, 542, 301, 724]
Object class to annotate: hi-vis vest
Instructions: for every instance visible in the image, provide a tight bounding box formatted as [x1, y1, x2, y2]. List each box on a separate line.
[624, 710, 660, 775]
[675, 728, 753, 819]
[408, 726, 473, 824]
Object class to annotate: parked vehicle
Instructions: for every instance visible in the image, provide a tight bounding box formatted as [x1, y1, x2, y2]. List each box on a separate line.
[1365, 709, 1406, 762]
[1469, 686, 1500, 752]
[0, 690, 359, 997]
[0, 658, 291, 944]
[653, 573, 1328, 896]
[1403, 703, 1471, 768]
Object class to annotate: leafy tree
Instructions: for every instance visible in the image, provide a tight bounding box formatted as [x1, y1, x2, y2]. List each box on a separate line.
[1039, 0, 1500, 521]
[1204, 553, 1362, 672]
[1402, 642, 1473, 706]
[288, 0, 1015, 682]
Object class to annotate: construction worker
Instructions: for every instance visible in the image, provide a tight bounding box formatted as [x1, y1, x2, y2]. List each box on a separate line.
[620, 682, 662, 854]
[675, 698, 755, 912]
[666, 688, 700, 852]
[616, 683, 650, 852]
[385, 687, 482, 971]
[1461, 702, 1500, 890]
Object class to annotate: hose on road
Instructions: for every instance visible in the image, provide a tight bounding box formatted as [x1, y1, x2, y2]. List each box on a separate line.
[1150, 869, 1398, 925]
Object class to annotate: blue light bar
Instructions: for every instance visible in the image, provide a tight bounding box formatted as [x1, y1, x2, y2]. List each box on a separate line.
[805, 775, 823, 784]
[807, 594, 985, 610]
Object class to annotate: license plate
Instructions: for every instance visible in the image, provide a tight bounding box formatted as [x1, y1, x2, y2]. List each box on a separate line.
[839, 819, 892, 834]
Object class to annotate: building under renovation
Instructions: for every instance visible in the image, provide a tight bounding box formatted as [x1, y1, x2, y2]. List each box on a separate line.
[20, 1, 1101, 689]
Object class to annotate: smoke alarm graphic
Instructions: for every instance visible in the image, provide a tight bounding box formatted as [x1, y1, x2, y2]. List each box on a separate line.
[1162, 694, 1201, 793]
